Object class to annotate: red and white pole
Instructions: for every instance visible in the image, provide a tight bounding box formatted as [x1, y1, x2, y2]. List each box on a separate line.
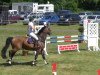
[52, 63, 57, 75]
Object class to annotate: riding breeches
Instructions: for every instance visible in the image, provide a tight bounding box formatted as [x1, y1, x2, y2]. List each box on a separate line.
[29, 32, 39, 40]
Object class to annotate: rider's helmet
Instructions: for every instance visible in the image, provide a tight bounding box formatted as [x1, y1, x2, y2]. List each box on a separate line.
[29, 17, 34, 22]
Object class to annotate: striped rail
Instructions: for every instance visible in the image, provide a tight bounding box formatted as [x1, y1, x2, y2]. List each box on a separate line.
[44, 35, 82, 55]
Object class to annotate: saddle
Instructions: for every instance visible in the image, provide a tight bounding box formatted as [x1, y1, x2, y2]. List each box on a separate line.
[27, 36, 41, 48]
[27, 37, 36, 44]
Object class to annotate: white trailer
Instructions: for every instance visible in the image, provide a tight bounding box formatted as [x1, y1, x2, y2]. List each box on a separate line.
[12, 2, 38, 13]
[37, 4, 54, 13]
[12, 2, 54, 13]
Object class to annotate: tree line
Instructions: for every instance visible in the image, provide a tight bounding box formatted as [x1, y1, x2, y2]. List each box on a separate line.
[1, 0, 100, 12]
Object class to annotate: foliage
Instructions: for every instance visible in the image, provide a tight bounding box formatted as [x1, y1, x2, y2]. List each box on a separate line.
[78, 26, 84, 34]
[1, 0, 100, 12]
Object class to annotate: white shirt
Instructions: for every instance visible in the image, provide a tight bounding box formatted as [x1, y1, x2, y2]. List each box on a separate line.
[28, 22, 35, 34]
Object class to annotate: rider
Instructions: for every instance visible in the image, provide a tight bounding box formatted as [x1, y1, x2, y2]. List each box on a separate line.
[27, 17, 40, 46]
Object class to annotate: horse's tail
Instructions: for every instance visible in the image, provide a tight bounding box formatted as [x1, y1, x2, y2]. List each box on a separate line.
[1, 37, 13, 59]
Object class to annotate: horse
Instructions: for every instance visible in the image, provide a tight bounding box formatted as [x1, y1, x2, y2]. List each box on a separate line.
[1, 25, 51, 65]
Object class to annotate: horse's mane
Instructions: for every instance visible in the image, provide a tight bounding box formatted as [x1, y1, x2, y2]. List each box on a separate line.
[37, 26, 46, 35]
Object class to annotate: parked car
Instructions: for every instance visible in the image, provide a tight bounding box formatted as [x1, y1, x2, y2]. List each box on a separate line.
[8, 10, 19, 15]
[79, 12, 93, 19]
[38, 12, 59, 25]
[26, 12, 43, 18]
[8, 10, 20, 23]
[19, 12, 26, 20]
[93, 11, 100, 15]
[8, 14, 20, 23]
[57, 10, 72, 17]
[57, 13, 81, 25]
[79, 15, 100, 25]
[0, 11, 20, 25]
[94, 15, 100, 24]
[23, 13, 44, 25]
[23, 16, 29, 25]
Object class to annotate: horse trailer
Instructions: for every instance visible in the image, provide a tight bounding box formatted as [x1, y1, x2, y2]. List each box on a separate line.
[12, 2, 54, 13]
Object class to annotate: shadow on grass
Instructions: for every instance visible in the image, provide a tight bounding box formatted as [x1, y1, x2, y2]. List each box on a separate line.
[0, 61, 33, 67]
[0, 61, 49, 67]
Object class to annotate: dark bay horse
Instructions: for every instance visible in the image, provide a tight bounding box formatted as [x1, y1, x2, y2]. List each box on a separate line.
[1, 26, 51, 65]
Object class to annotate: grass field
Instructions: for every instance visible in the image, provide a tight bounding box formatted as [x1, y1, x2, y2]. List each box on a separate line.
[0, 22, 100, 75]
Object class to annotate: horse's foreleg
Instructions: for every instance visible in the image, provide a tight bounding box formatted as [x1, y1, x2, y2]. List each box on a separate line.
[8, 50, 17, 65]
[41, 50, 48, 65]
[34, 51, 38, 62]
[32, 51, 38, 66]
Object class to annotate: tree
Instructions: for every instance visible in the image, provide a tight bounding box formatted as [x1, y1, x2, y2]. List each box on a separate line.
[65, 0, 78, 12]
[1, 0, 100, 12]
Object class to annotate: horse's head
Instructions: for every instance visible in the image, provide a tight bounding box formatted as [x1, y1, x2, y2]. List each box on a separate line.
[37, 25, 51, 35]
[43, 25, 51, 35]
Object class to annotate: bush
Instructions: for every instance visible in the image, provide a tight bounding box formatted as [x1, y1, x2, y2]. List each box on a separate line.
[78, 26, 84, 34]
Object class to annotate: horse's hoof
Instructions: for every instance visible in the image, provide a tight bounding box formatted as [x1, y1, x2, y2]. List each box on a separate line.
[8, 62, 12, 65]
[31, 64, 36, 66]
[6, 62, 12, 66]
[45, 63, 49, 65]
[31, 62, 37, 66]
[6, 59, 12, 65]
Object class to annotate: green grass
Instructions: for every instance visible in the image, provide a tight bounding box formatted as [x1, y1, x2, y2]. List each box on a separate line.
[0, 23, 100, 75]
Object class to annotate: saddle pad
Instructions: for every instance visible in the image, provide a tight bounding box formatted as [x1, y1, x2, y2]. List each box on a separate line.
[27, 37, 34, 44]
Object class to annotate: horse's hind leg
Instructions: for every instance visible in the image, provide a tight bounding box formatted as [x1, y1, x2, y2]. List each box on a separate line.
[8, 49, 17, 65]
[41, 50, 48, 65]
